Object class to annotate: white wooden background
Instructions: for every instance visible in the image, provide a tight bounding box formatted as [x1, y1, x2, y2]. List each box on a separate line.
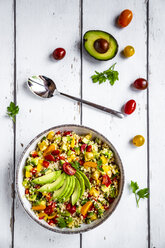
[0, 0, 164, 247]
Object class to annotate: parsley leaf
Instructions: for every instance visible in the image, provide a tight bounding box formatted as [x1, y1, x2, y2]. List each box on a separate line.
[57, 217, 67, 228]
[97, 160, 104, 172]
[7, 101, 19, 122]
[91, 63, 119, 86]
[130, 180, 149, 207]
[71, 161, 80, 170]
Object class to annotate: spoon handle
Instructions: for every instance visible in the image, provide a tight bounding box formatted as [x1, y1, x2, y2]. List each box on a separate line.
[59, 92, 124, 118]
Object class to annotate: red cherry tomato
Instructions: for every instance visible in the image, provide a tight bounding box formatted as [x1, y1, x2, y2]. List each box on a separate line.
[133, 78, 148, 90]
[53, 48, 66, 60]
[86, 145, 92, 152]
[81, 144, 87, 153]
[44, 154, 55, 162]
[118, 9, 133, 27]
[31, 168, 37, 175]
[31, 152, 38, 158]
[25, 189, 29, 194]
[124, 100, 136, 115]
[43, 160, 50, 168]
[51, 150, 60, 156]
[102, 174, 112, 187]
[63, 162, 76, 175]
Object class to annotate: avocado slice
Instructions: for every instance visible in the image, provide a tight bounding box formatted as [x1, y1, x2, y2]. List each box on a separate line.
[71, 178, 81, 205]
[32, 171, 61, 185]
[83, 30, 118, 61]
[65, 176, 76, 202]
[58, 175, 72, 202]
[78, 171, 91, 190]
[53, 175, 69, 201]
[75, 171, 85, 198]
[38, 173, 65, 192]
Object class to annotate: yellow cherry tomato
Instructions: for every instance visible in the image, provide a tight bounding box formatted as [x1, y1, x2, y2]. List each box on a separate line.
[133, 135, 145, 147]
[123, 46, 135, 57]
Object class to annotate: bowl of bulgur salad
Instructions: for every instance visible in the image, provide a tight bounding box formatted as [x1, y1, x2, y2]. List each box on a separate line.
[16, 124, 124, 234]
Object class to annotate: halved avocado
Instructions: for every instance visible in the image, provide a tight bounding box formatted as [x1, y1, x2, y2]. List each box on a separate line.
[83, 30, 118, 61]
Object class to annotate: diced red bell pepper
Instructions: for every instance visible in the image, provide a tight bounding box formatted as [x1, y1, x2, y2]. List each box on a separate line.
[81, 144, 87, 153]
[102, 174, 112, 187]
[31, 152, 38, 158]
[79, 159, 84, 166]
[86, 145, 92, 152]
[56, 131, 61, 135]
[44, 154, 55, 162]
[51, 150, 60, 156]
[43, 160, 49, 168]
[47, 219, 55, 225]
[63, 131, 71, 136]
[31, 168, 37, 175]
[66, 203, 76, 214]
[25, 189, 29, 194]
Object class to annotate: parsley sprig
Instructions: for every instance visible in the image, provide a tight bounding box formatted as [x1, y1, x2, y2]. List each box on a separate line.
[130, 181, 149, 207]
[97, 160, 104, 172]
[91, 63, 119, 85]
[7, 101, 19, 122]
[71, 161, 80, 170]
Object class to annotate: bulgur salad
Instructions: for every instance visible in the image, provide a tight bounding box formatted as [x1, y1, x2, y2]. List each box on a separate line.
[23, 130, 120, 229]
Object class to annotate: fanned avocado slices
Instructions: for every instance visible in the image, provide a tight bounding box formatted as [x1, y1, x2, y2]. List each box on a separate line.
[53, 175, 70, 201]
[32, 171, 61, 185]
[65, 176, 76, 202]
[75, 171, 85, 198]
[38, 173, 65, 192]
[58, 175, 72, 202]
[78, 171, 91, 190]
[71, 177, 81, 205]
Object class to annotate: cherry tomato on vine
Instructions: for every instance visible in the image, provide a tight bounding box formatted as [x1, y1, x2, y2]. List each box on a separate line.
[133, 78, 148, 90]
[53, 48, 66, 60]
[118, 9, 133, 27]
[124, 99, 136, 115]
[133, 135, 145, 147]
[123, 46, 135, 57]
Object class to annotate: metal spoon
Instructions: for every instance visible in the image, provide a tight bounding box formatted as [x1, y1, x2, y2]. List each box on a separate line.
[27, 75, 124, 118]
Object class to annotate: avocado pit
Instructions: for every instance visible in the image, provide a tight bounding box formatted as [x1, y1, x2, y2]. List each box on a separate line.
[94, 38, 109, 54]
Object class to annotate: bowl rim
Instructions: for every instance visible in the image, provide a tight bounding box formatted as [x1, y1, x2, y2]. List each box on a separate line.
[16, 124, 124, 234]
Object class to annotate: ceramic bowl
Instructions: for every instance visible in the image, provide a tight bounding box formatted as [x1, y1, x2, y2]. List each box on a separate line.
[16, 124, 124, 234]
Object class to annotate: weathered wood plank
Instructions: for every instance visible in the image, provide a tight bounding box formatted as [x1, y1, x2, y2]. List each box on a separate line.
[82, 0, 148, 247]
[14, 0, 81, 247]
[149, 0, 165, 247]
[0, 0, 14, 247]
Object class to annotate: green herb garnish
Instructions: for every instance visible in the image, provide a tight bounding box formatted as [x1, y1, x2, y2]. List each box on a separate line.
[57, 217, 67, 228]
[7, 101, 19, 122]
[97, 160, 104, 172]
[91, 63, 119, 85]
[71, 161, 80, 170]
[130, 181, 149, 207]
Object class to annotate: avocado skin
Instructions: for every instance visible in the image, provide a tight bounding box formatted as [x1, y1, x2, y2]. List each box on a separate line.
[83, 30, 118, 61]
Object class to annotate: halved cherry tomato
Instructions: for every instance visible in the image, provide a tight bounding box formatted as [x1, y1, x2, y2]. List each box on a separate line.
[51, 150, 60, 156]
[81, 144, 87, 153]
[31, 152, 38, 158]
[25, 189, 29, 194]
[124, 99, 136, 115]
[102, 174, 112, 187]
[86, 145, 92, 152]
[44, 154, 55, 162]
[63, 162, 76, 175]
[118, 9, 133, 27]
[31, 168, 37, 175]
[43, 160, 49, 168]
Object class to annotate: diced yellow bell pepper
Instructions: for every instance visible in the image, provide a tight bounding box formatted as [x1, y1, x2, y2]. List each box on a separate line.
[43, 144, 56, 156]
[90, 213, 97, 221]
[47, 213, 57, 219]
[84, 161, 97, 168]
[71, 137, 75, 148]
[37, 160, 43, 172]
[92, 170, 100, 181]
[85, 134, 92, 140]
[81, 201, 93, 216]
[38, 140, 48, 151]
[102, 165, 111, 174]
[32, 204, 46, 211]
[38, 212, 47, 219]
[25, 171, 31, 178]
[101, 155, 108, 165]
[85, 152, 94, 161]
[89, 187, 99, 197]
[68, 154, 76, 163]
[47, 131, 55, 140]
[97, 202, 104, 210]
